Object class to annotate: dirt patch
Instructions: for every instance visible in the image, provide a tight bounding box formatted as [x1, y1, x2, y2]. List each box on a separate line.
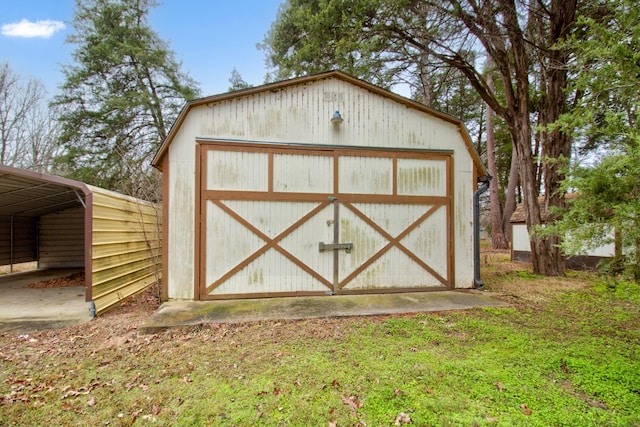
[27, 272, 85, 288]
[480, 248, 592, 307]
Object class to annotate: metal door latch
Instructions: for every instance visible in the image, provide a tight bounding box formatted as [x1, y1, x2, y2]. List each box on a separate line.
[319, 242, 353, 253]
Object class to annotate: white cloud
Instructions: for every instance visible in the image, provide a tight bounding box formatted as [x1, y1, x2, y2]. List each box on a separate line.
[1, 19, 66, 39]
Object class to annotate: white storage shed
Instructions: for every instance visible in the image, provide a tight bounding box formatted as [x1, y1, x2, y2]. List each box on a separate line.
[152, 71, 486, 301]
[510, 197, 615, 269]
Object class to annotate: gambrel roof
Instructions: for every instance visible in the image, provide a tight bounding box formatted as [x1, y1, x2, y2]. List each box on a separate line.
[152, 70, 486, 177]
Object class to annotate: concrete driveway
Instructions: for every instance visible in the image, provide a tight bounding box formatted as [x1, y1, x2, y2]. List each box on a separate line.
[0, 269, 92, 333]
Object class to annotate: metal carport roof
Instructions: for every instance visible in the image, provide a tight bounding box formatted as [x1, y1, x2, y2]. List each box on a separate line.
[0, 165, 89, 218]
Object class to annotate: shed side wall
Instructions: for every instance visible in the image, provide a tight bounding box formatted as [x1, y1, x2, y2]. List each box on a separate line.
[89, 188, 162, 314]
[453, 156, 474, 287]
[512, 224, 531, 253]
[166, 112, 197, 299]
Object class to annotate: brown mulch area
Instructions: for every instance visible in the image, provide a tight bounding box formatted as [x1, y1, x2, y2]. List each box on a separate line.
[27, 272, 85, 289]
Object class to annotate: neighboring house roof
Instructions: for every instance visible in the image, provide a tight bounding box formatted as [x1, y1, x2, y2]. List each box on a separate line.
[509, 201, 532, 224]
[510, 194, 578, 223]
[151, 70, 487, 176]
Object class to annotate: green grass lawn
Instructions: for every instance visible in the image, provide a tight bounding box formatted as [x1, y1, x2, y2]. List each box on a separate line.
[1, 252, 639, 426]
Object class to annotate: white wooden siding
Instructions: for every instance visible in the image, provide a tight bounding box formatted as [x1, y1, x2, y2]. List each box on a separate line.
[397, 158, 447, 196]
[338, 156, 393, 194]
[454, 167, 474, 286]
[167, 120, 197, 299]
[338, 203, 449, 290]
[273, 153, 333, 193]
[165, 77, 477, 299]
[200, 144, 452, 297]
[205, 200, 332, 295]
[206, 150, 268, 191]
[194, 80, 463, 150]
[512, 224, 530, 252]
[513, 223, 615, 258]
[401, 206, 449, 278]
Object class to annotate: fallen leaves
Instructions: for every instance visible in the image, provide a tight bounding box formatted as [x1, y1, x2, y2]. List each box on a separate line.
[61, 387, 91, 399]
[27, 272, 84, 289]
[394, 412, 412, 425]
[1, 376, 115, 410]
[61, 380, 113, 400]
[2, 377, 60, 404]
[340, 392, 363, 415]
[520, 403, 532, 415]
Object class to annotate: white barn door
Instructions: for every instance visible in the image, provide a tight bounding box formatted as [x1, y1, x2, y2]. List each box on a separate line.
[197, 141, 453, 300]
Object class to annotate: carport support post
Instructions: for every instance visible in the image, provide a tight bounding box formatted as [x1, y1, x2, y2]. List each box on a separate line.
[474, 176, 491, 288]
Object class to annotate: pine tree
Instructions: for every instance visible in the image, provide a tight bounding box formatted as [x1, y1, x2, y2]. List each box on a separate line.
[544, 0, 640, 280]
[228, 67, 252, 92]
[53, 0, 199, 196]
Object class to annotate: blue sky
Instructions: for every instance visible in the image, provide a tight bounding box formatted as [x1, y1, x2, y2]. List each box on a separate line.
[0, 0, 284, 98]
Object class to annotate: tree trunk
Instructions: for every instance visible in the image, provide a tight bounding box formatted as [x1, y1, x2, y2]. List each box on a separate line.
[499, 0, 575, 276]
[418, 52, 432, 106]
[514, 125, 562, 276]
[486, 110, 508, 249]
[502, 149, 519, 243]
[509, 111, 556, 275]
[484, 58, 508, 249]
[539, 0, 578, 276]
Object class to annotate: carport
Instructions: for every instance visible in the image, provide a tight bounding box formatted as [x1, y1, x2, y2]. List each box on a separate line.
[0, 165, 162, 318]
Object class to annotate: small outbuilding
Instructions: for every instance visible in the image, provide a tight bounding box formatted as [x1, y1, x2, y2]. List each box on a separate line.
[510, 196, 615, 269]
[152, 71, 486, 301]
[0, 165, 162, 315]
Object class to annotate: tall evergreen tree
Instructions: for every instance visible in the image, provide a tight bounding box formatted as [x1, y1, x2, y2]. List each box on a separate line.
[544, 0, 640, 280]
[228, 67, 252, 92]
[53, 0, 199, 196]
[261, 0, 397, 88]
